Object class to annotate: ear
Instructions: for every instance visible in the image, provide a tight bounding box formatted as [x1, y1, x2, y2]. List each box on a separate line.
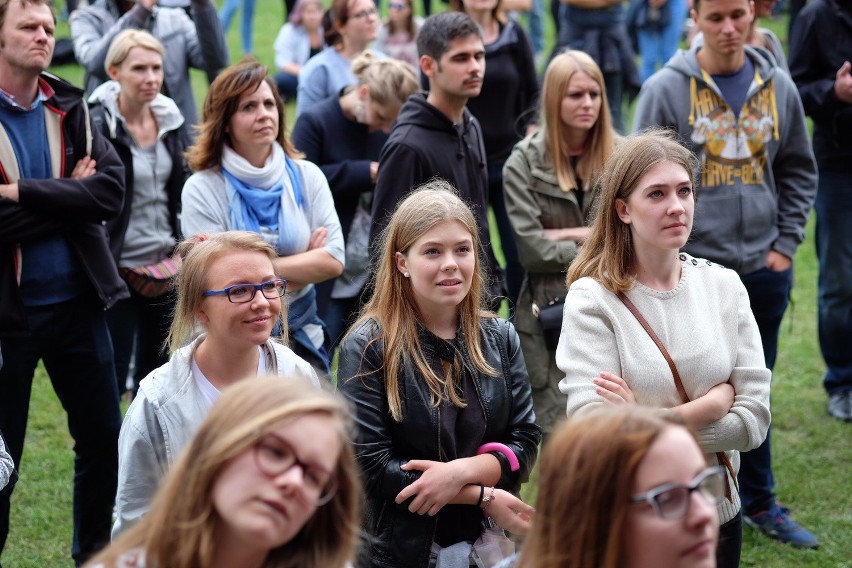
[357, 84, 370, 102]
[690, 7, 698, 23]
[395, 251, 409, 276]
[196, 305, 210, 326]
[615, 198, 631, 224]
[107, 65, 119, 81]
[420, 54, 436, 79]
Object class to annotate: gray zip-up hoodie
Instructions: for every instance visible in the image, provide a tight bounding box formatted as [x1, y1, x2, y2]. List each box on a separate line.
[632, 45, 817, 275]
[112, 335, 319, 538]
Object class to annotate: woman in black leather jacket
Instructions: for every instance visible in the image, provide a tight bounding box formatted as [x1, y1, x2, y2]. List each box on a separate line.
[338, 181, 541, 568]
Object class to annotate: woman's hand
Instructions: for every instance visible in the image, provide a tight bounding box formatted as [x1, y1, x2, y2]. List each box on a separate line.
[704, 382, 735, 421]
[673, 382, 735, 428]
[308, 226, 328, 250]
[593, 371, 636, 404]
[542, 227, 590, 243]
[395, 460, 468, 516]
[485, 489, 535, 535]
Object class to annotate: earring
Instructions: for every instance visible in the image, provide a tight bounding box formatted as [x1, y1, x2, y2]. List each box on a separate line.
[403, 272, 410, 278]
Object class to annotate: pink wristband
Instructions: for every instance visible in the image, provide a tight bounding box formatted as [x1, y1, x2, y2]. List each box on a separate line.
[477, 442, 520, 471]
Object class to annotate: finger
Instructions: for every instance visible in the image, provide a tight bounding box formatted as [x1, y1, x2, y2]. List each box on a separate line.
[593, 377, 623, 395]
[596, 387, 625, 404]
[839, 61, 851, 77]
[600, 371, 627, 386]
[395, 486, 413, 504]
[401, 460, 428, 472]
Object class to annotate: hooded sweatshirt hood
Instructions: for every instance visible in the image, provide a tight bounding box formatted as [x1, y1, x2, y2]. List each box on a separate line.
[88, 80, 185, 140]
[392, 92, 486, 166]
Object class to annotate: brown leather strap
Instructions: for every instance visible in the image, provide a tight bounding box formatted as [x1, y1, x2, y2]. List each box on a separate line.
[616, 291, 737, 501]
[617, 292, 689, 402]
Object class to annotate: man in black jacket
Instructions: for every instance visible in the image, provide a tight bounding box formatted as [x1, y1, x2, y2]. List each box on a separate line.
[789, 0, 852, 423]
[371, 12, 502, 304]
[0, 0, 127, 564]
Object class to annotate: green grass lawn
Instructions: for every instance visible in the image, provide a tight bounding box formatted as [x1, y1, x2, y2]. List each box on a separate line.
[3, 4, 850, 566]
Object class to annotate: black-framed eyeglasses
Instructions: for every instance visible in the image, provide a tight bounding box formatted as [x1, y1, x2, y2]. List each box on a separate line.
[253, 433, 338, 506]
[203, 279, 287, 303]
[631, 466, 725, 520]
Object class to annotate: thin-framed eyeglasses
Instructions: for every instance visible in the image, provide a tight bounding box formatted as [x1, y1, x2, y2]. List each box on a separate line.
[253, 433, 338, 506]
[203, 279, 287, 303]
[630, 466, 725, 520]
[351, 7, 378, 19]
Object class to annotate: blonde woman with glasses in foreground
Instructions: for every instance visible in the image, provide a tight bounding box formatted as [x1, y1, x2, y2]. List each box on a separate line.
[87, 376, 360, 568]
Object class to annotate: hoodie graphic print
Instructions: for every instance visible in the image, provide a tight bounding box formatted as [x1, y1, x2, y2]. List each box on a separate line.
[688, 69, 780, 190]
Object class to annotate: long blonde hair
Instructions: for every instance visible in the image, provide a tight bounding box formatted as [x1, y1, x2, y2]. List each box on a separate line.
[516, 406, 699, 568]
[86, 377, 362, 568]
[166, 231, 288, 354]
[566, 129, 697, 294]
[542, 50, 616, 192]
[347, 180, 496, 421]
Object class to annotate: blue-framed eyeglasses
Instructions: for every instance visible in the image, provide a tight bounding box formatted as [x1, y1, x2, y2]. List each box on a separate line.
[203, 279, 287, 303]
[631, 466, 725, 520]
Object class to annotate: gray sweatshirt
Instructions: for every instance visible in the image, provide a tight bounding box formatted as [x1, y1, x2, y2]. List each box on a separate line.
[632, 45, 817, 275]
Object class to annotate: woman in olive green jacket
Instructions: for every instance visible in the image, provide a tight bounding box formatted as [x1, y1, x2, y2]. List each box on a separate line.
[503, 50, 619, 435]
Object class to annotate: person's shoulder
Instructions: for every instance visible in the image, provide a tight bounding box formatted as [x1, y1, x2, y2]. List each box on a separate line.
[679, 252, 737, 280]
[267, 340, 319, 384]
[41, 72, 84, 102]
[680, 253, 749, 299]
[293, 156, 326, 179]
[569, 275, 607, 294]
[184, 169, 223, 190]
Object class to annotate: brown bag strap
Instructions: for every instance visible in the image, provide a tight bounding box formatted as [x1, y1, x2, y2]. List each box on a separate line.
[616, 291, 737, 501]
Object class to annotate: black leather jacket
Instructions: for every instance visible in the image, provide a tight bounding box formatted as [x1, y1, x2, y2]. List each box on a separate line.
[338, 317, 541, 568]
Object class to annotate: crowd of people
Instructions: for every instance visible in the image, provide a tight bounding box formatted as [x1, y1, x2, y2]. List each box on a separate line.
[0, 0, 848, 565]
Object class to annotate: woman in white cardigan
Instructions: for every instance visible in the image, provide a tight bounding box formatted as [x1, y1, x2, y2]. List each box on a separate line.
[556, 130, 770, 568]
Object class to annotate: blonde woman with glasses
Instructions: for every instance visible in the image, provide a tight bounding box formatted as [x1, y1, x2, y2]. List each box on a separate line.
[87, 376, 360, 568]
[111, 232, 318, 538]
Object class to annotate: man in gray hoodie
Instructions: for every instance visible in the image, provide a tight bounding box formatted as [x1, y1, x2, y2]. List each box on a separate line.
[71, 0, 228, 134]
[632, 0, 818, 553]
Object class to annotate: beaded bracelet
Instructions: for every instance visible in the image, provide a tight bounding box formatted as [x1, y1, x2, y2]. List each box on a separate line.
[481, 486, 496, 509]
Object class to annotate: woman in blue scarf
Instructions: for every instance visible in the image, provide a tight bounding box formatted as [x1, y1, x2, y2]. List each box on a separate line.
[182, 57, 344, 375]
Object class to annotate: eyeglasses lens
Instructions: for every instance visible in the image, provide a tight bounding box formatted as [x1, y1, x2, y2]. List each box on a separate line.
[655, 469, 725, 520]
[254, 437, 338, 506]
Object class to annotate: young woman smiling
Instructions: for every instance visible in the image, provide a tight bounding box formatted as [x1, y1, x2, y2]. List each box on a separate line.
[112, 232, 319, 537]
